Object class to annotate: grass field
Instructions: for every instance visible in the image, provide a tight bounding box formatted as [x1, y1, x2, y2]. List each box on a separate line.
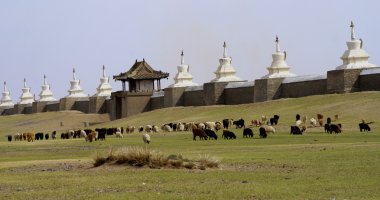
[0, 92, 379, 199]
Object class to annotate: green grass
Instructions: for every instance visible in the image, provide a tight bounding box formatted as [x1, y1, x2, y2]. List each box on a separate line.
[0, 92, 380, 199]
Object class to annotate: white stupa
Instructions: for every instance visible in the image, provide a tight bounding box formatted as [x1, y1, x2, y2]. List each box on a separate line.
[169, 50, 198, 88]
[262, 36, 296, 79]
[211, 42, 242, 82]
[94, 65, 112, 97]
[67, 68, 88, 98]
[39, 75, 57, 102]
[0, 81, 14, 108]
[336, 21, 377, 70]
[19, 78, 35, 105]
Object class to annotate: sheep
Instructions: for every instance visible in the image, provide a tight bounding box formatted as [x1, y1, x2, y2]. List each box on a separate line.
[260, 125, 276, 134]
[261, 115, 267, 124]
[329, 124, 342, 134]
[152, 125, 160, 133]
[145, 125, 152, 133]
[243, 128, 254, 138]
[138, 126, 144, 133]
[204, 129, 218, 140]
[222, 119, 233, 129]
[290, 126, 304, 135]
[215, 121, 222, 132]
[205, 122, 216, 131]
[26, 132, 35, 142]
[222, 130, 236, 140]
[44, 133, 49, 140]
[51, 131, 57, 140]
[80, 130, 87, 138]
[197, 123, 205, 130]
[115, 131, 123, 138]
[129, 126, 135, 133]
[161, 124, 173, 132]
[7, 135, 12, 142]
[177, 123, 185, 131]
[310, 118, 317, 127]
[269, 115, 280, 125]
[142, 133, 151, 144]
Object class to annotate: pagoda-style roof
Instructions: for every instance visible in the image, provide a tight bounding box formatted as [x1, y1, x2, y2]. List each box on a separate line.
[113, 59, 169, 81]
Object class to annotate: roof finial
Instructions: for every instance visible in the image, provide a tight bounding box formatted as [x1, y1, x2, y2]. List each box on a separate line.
[181, 50, 185, 65]
[102, 65, 106, 77]
[350, 21, 356, 40]
[73, 68, 77, 80]
[3, 81, 6, 91]
[223, 41, 228, 58]
[275, 35, 281, 52]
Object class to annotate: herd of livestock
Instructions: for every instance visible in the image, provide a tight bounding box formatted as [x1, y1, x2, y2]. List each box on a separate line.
[4, 113, 374, 143]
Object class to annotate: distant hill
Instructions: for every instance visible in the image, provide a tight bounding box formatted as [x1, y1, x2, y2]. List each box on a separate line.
[1, 91, 379, 136]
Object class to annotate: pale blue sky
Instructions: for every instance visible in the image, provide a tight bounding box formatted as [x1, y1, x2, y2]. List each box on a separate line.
[0, 0, 379, 100]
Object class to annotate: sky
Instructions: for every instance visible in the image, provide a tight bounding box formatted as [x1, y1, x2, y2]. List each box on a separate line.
[0, 0, 379, 101]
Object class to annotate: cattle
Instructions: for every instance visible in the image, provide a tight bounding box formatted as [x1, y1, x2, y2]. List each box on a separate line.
[51, 131, 57, 140]
[44, 133, 49, 140]
[143, 133, 151, 144]
[359, 122, 372, 132]
[222, 130, 236, 140]
[26, 132, 35, 142]
[290, 126, 303, 135]
[192, 128, 208, 141]
[222, 119, 233, 129]
[324, 124, 331, 133]
[327, 117, 331, 125]
[317, 114, 324, 126]
[260, 125, 275, 134]
[269, 115, 280, 126]
[259, 127, 267, 138]
[7, 135, 12, 142]
[35, 132, 44, 140]
[251, 119, 262, 127]
[86, 131, 97, 142]
[329, 124, 342, 134]
[204, 129, 218, 140]
[14, 133, 21, 141]
[243, 128, 254, 138]
[233, 119, 245, 129]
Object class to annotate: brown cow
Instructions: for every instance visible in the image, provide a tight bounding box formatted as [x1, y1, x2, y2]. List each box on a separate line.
[192, 128, 208, 141]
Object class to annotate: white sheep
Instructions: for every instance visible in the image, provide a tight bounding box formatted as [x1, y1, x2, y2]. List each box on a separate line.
[115, 131, 123, 138]
[152, 125, 159, 133]
[80, 130, 87, 138]
[260, 125, 276, 134]
[142, 133, 151, 144]
[310, 118, 317, 127]
[145, 125, 152, 133]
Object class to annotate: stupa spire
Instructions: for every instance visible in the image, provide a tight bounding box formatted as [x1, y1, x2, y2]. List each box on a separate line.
[102, 65, 106, 77]
[23, 78, 27, 88]
[223, 41, 228, 58]
[181, 50, 185, 65]
[350, 21, 356, 40]
[73, 68, 77, 80]
[3, 81, 6, 92]
[275, 35, 281, 52]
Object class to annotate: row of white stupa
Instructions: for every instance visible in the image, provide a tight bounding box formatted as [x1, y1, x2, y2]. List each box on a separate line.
[0, 66, 112, 108]
[0, 21, 377, 109]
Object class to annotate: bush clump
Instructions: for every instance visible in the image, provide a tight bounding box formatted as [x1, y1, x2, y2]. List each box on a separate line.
[93, 147, 219, 170]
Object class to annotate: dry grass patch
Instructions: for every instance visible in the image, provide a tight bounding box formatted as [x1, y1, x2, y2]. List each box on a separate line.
[93, 146, 219, 170]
